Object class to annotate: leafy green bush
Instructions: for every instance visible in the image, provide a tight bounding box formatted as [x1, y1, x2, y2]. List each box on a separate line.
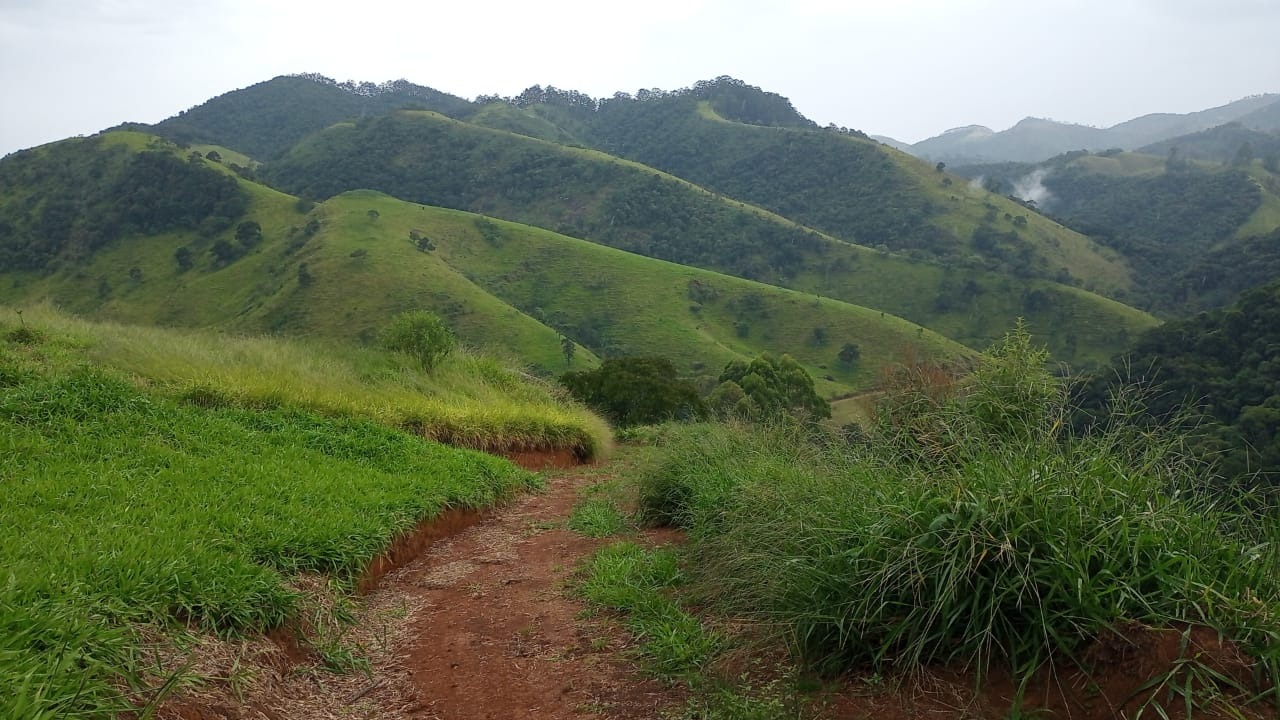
[380, 310, 456, 371]
[561, 356, 705, 427]
[706, 353, 829, 421]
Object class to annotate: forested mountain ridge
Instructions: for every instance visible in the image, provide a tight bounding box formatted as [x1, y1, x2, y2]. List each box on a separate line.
[1, 75, 1164, 371]
[143, 74, 475, 160]
[954, 148, 1280, 315]
[137, 73, 1132, 296]
[465, 78, 1132, 296]
[1139, 122, 1280, 165]
[1082, 280, 1280, 482]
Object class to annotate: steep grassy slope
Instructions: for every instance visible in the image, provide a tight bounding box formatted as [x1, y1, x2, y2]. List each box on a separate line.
[317, 192, 968, 396]
[261, 114, 1156, 365]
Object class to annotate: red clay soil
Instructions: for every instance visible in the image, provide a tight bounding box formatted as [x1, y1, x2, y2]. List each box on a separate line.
[504, 448, 583, 471]
[152, 461, 683, 720]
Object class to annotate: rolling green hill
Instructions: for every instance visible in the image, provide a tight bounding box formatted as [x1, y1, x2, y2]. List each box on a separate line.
[479, 79, 1131, 295]
[0, 132, 986, 398]
[260, 110, 1155, 365]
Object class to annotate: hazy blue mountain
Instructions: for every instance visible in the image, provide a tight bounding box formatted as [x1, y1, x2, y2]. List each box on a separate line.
[907, 94, 1280, 164]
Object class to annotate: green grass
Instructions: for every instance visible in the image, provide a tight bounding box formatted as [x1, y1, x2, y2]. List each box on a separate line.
[567, 495, 628, 538]
[580, 542, 720, 682]
[636, 329, 1280, 713]
[1, 305, 610, 457]
[0, 325, 539, 718]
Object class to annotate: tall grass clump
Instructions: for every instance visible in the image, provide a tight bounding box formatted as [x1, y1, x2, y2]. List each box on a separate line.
[639, 324, 1280, 701]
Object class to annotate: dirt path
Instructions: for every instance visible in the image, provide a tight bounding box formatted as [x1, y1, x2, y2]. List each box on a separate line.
[160, 459, 680, 720]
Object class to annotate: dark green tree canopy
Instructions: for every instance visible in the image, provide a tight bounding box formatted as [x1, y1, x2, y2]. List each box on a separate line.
[560, 356, 706, 427]
[1079, 280, 1280, 483]
[709, 353, 830, 420]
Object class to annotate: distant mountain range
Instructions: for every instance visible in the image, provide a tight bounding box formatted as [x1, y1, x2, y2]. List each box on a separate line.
[890, 94, 1280, 164]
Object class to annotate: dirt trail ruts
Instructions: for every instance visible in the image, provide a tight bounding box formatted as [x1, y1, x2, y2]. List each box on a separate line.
[158, 461, 679, 720]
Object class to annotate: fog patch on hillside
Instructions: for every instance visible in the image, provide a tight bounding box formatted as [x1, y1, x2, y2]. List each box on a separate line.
[1012, 168, 1055, 209]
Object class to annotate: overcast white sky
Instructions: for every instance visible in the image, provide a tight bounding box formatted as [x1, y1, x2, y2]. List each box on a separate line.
[1, 0, 1278, 156]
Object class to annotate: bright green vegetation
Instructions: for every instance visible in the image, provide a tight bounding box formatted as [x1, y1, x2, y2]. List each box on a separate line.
[580, 540, 809, 717]
[580, 542, 721, 682]
[636, 327, 1280, 712]
[1, 305, 609, 457]
[1081, 279, 1280, 483]
[257, 108, 1155, 364]
[567, 495, 628, 538]
[707, 353, 830, 420]
[380, 310, 457, 371]
[0, 319, 538, 718]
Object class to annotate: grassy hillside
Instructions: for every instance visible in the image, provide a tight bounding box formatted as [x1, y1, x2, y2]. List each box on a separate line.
[505, 85, 1130, 294]
[3, 304, 610, 456]
[259, 115, 1155, 365]
[0, 132, 984, 398]
[0, 312, 543, 718]
[317, 192, 968, 396]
